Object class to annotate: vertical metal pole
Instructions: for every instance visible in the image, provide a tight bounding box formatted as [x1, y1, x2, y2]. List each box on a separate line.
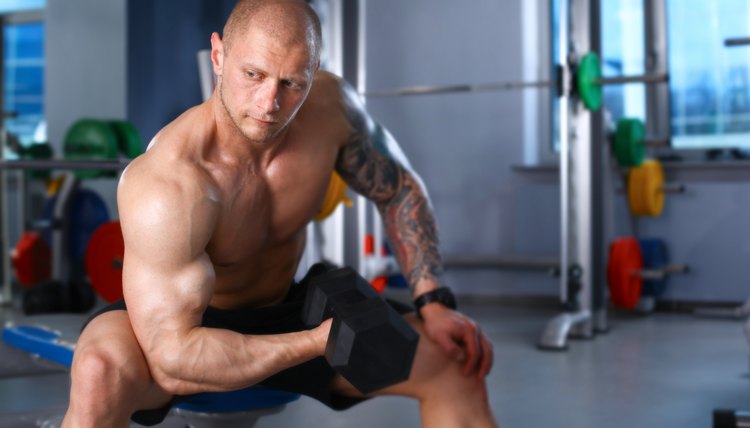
[558, 0, 570, 305]
[0, 130, 10, 305]
[569, 0, 594, 337]
[589, 0, 607, 332]
[0, 16, 10, 305]
[644, 0, 670, 142]
[355, 0, 368, 275]
[329, 0, 346, 267]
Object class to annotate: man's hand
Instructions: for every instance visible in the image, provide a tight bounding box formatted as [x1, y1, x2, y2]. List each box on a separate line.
[420, 303, 493, 379]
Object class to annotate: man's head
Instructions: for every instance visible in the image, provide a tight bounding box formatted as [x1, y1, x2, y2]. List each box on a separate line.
[211, 0, 322, 143]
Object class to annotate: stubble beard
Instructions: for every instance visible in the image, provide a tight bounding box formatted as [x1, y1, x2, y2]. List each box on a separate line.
[218, 81, 285, 144]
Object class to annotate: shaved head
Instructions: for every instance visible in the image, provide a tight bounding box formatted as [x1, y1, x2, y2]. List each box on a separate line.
[222, 0, 322, 66]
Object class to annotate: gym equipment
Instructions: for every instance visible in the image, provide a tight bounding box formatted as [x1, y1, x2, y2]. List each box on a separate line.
[302, 267, 419, 394]
[63, 119, 143, 179]
[85, 221, 124, 303]
[612, 118, 669, 167]
[314, 171, 352, 221]
[20, 174, 98, 315]
[713, 409, 750, 427]
[10, 231, 51, 287]
[607, 237, 688, 310]
[627, 159, 685, 217]
[22, 279, 96, 315]
[364, 234, 387, 293]
[41, 187, 110, 260]
[108, 120, 144, 159]
[2, 324, 300, 421]
[363, 52, 668, 112]
[63, 119, 120, 179]
[725, 37, 750, 47]
[639, 238, 671, 297]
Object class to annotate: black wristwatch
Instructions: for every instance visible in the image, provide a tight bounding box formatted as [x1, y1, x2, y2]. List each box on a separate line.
[413, 287, 457, 319]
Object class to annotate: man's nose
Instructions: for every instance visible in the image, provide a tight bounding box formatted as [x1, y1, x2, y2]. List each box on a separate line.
[257, 81, 280, 114]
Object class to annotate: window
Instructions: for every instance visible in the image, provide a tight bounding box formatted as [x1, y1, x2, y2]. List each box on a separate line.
[667, 1, 750, 150]
[0, 0, 45, 14]
[3, 19, 45, 145]
[601, 0, 646, 124]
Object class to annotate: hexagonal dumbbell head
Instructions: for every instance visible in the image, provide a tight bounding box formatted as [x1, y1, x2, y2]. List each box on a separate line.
[325, 298, 419, 395]
[302, 267, 380, 327]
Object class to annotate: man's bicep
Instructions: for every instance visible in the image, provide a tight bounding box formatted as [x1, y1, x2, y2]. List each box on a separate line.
[118, 176, 217, 350]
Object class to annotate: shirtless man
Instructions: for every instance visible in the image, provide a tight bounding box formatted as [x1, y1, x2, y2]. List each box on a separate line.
[63, 1, 496, 427]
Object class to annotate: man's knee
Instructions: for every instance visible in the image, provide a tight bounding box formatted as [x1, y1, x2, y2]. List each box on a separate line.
[72, 345, 129, 397]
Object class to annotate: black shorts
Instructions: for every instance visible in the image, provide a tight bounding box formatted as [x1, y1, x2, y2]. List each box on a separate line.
[82, 263, 414, 426]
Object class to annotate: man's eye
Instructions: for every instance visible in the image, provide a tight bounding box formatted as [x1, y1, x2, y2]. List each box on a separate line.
[247, 71, 260, 79]
[282, 80, 301, 89]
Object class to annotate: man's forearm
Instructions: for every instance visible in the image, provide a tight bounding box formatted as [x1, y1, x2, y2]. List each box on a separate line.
[377, 172, 445, 298]
[145, 324, 326, 395]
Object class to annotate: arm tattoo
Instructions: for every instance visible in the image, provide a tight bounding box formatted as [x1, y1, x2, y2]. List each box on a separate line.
[335, 90, 445, 295]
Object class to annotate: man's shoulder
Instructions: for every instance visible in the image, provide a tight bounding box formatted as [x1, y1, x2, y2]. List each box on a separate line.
[119, 152, 216, 215]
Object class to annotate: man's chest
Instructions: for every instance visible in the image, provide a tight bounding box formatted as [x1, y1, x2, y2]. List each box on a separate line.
[206, 143, 341, 264]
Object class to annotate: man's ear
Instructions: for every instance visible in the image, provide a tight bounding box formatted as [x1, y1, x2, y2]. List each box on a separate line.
[210, 32, 224, 77]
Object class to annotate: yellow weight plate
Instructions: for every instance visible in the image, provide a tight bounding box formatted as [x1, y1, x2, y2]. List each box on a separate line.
[315, 172, 353, 221]
[627, 165, 646, 215]
[627, 160, 664, 217]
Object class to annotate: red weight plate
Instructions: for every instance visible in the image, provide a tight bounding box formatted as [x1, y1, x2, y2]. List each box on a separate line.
[11, 232, 51, 287]
[85, 221, 124, 303]
[607, 237, 644, 309]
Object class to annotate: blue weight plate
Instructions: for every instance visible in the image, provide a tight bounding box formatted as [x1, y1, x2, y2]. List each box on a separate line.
[639, 238, 669, 297]
[42, 188, 110, 259]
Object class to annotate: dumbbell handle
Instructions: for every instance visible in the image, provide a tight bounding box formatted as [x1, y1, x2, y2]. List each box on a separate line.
[630, 264, 689, 280]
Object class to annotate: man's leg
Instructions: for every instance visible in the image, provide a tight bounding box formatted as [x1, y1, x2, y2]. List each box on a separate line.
[331, 313, 497, 428]
[62, 310, 173, 428]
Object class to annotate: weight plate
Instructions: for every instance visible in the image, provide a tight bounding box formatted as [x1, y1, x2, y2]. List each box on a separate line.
[639, 238, 669, 297]
[42, 188, 111, 259]
[614, 118, 646, 167]
[108, 120, 144, 159]
[23, 142, 53, 180]
[627, 160, 665, 217]
[627, 166, 646, 215]
[11, 232, 51, 287]
[63, 119, 119, 179]
[577, 52, 603, 111]
[314, 171, 352, 221]
[85, 221, 124, 303]
[607, 237, 643, 309]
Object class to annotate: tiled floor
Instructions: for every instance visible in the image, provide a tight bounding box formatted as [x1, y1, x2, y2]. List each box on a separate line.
[0, 299, 748, 427]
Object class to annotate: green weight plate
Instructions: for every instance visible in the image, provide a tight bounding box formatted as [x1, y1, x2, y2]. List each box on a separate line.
[108, 120, 144, 159]
[577, 52, 603, 111]
[614, 118, 646, 167]
[22, 142, 53, 180]
[63, 119, 119, 179]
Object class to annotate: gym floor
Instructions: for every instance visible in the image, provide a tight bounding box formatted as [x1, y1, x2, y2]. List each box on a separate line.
[0, 296, 748, 427]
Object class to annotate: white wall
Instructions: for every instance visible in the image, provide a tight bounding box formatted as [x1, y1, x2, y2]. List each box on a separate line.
[44, 0, 127, 217]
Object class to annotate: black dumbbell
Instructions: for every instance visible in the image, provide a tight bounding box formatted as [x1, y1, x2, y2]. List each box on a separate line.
[302, 267, 419, 394]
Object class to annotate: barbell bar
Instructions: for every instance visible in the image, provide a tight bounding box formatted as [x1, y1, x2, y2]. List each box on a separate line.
[0, 159, 129, 171]
[725, 37, 750, 47]
[362, 52, 669, 112]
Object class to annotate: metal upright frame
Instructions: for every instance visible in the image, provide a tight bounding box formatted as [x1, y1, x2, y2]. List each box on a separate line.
[539, 0, 607, 349]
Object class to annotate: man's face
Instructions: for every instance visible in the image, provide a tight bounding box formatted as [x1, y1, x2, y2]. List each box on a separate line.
[216, 27, 316, 143]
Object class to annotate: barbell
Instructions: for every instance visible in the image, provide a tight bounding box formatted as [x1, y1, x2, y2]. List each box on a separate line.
[607, 237, 689, 310]
[363, 52, 669, 112]
[612, 118, 670, 167]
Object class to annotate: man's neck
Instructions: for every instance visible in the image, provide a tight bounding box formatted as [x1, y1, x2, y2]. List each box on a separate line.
[208, 96, 290, 171]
